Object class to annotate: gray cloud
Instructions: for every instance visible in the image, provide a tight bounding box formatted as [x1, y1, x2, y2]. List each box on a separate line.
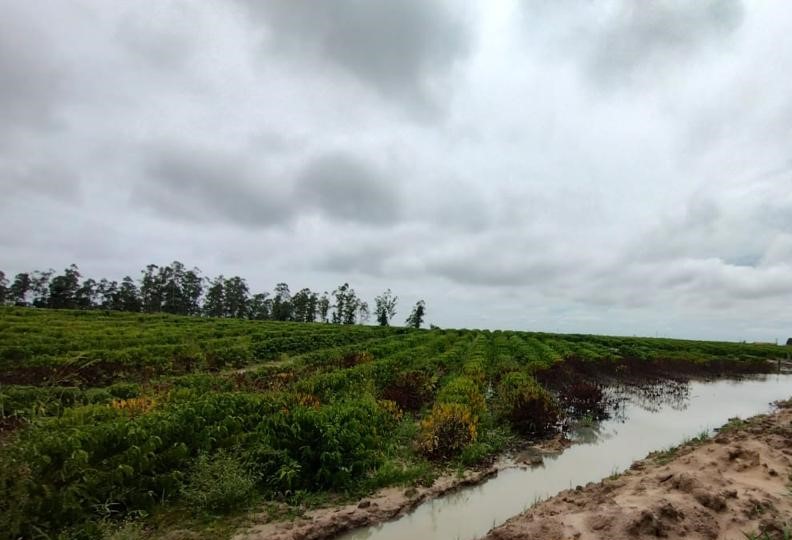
[240, 0, 471, 114]
[137, 146, 293, 227]
[0, 4, 65, 141]
[296, 152, 401, 225]
[586, 0, 744, 86]
[2, 1, 792, 342]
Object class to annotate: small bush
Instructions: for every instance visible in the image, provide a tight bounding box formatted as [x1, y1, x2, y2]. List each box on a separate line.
[171, 344, 205, 373]
[181, 451, 257, 514]
[203, 345, 252, 370]
[380, 370, 435, 412]
[493, 372, 559, 437]
[418, 403, 478, 459]
[437, 376, 486, 417]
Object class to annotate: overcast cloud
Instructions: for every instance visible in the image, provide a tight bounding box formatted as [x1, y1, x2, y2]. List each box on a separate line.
[2, 0, 791, 342]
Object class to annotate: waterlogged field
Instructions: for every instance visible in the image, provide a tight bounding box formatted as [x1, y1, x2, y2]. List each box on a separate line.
[0, 307, 784, 539]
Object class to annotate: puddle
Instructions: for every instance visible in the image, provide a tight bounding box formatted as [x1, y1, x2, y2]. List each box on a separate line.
[337, 374, 792, 540]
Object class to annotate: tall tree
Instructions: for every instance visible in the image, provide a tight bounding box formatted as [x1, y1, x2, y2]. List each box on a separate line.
[318, 292, 330, 323]
[203, 275, 225, 317]
[374, 289, 398, 326]
[140, 264, 164, 313]
[292, 288, 318, 323]
[47, 265, 80, 309]
[405, 300, 426, 329]
[224, 276, 249, 318]
[248, 292, 271, 320]
[97, 279, 118, 310]
[9, 273, 32, 306]
[331, 283, 349, 324]
[30, 270, 53, 307]
[271, 282, 292, 321]
[117, 277, 142, 312]
[159, 262, 184, 314]
[75, 278, 97, 309]
[332, 283, 363, 325]
[181, 267, 204, 315]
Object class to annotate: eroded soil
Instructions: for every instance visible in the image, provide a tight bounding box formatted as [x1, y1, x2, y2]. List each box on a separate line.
[484, 400, 792, 540]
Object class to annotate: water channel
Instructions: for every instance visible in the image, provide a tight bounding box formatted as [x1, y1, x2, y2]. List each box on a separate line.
[338, 374, 792, 540]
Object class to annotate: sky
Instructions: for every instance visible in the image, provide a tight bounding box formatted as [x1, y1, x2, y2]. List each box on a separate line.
[1, 1, 792, 342]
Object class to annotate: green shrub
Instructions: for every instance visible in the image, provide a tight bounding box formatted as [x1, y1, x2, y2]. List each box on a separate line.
[181, 451, 257, 514]
[493, 372, 559, 436]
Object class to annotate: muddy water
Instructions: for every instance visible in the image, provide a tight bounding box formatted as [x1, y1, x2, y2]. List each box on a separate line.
[338, 374, 792, 540]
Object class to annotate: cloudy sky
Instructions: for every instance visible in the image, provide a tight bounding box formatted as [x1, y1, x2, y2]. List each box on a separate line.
[2, 1, 792, 342]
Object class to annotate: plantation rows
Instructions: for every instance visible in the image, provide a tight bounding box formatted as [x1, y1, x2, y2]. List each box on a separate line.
[0, 307, 784, 538]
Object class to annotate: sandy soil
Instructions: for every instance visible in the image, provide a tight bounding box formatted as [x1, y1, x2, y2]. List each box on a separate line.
[484, 401, 792, 540]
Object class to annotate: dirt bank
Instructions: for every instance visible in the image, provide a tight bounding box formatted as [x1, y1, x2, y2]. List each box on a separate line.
[232, 466, 499, 540]
[484, 400, 792, 540]
[232, 431, 574, 540]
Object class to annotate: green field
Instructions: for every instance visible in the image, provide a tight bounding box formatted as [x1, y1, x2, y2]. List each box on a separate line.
[0, 307, 784, 539]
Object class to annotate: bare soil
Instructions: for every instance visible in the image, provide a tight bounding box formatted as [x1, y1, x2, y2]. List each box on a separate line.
[484, 400, 792, 540]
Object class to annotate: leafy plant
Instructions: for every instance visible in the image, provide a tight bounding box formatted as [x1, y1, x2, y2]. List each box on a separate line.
[493, 371, 559, 436]
[418, 403, 478, 459]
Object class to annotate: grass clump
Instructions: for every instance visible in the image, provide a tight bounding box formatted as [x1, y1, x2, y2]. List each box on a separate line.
[181, 451, 258, 514]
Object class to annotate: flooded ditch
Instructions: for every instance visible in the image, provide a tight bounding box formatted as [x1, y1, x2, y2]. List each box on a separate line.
[336, 373, 792, 540]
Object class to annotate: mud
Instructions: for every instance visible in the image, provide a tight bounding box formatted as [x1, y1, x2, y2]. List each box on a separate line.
[484, 400, 792, 540]
[233, 467, 500, 540]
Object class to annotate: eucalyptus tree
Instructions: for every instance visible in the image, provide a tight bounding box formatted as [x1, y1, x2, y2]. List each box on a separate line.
[271, 282, 292, 321]
[318, 292, 330, 323]
[292, 288, 318, 322]
[117, 277, 142, 312]
[374, 289, 398, 326]
[248, 292, 271, 320]
[74, 278, 97, 309]
[181, 267, 204, 315]
[97, 279, 119, 309]
[203, 275, 226, 317]
[29, 270, 54, 307]
[224, 276, 250, 318]
[47, 266, 81, 309]
[332, 283, 364, 325]
[9, 273, 32, 306]
[405, 300, 426, 329]
[140, 264, 164, 313]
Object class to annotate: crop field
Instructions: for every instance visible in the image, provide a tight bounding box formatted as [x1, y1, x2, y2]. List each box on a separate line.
[0, 306, 784, 539]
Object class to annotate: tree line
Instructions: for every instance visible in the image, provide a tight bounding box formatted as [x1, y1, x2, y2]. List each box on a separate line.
[0, 263, 427, 328]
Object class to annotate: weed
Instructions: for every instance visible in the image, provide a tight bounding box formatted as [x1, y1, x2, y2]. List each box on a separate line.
[181, 451, 258, 514]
